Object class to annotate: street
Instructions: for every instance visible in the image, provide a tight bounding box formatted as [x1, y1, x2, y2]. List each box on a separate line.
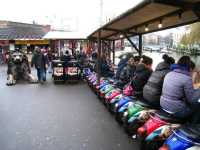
[0, 65, 139, 150]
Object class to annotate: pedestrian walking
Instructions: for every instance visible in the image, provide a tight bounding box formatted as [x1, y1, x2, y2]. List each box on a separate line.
[31, 47, 49, 84]
[0, 47, 3, 65]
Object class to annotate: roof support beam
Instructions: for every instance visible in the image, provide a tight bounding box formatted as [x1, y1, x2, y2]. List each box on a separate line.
[104, 28, 136, 35]
[193, 2, 200, 19]
[194, 11, 200, 19]
[104, 9, 183, 40]
[126, 9, 183, 32]
[103, 29, 137, 41]
[152, 0, 190, 8]
[123, 33, 139, 54]
[101, 38, 114, 41]
[97, 30, 101, 84]
[103, 32, 118, 40]
[112, 40, 115, 64]
[143, 19, 200, 35]
[103, 28, 123, 32]
[138, 34, 142, 56]
[88, 0, 200, 41]
[102, 40, 111, 50]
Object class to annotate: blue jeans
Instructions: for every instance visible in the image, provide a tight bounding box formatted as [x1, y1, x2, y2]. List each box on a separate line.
[173, 107, 193, 119]
[37, 68, 46, 82]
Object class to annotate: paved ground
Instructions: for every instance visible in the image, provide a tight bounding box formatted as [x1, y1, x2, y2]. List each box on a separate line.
[0, 65, 139, 150]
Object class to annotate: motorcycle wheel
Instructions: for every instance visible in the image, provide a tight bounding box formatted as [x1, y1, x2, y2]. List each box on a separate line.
[124, 120, 142, 136]
[140, 140, 164, 150]
[115, 111, 124, 125]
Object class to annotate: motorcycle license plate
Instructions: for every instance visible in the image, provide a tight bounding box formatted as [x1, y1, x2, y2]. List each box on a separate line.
[67, 67, 78, 76]
[54, 67, 63, 76]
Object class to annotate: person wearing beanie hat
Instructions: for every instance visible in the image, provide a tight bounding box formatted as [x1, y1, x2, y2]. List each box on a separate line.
[143, 54, 175, 108]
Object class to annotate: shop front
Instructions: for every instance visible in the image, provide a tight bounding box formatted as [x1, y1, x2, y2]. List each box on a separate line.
[15, 40, 50, 53]
[50, 39, 90, 57]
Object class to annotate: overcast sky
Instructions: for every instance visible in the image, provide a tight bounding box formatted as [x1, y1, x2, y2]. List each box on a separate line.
[0, 0, 142, 33]
[0, 0, 185, 36]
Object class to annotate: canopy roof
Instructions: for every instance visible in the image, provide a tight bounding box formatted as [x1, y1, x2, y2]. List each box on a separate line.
[88, 0, 200, 40]
[43, 31, 87, 40]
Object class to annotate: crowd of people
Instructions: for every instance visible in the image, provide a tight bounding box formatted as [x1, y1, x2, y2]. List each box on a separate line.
[31, 46, 90, 84]
[98, 53, 200, 122]
[6, 44, 200, 122]
[12, 45, 200, 121]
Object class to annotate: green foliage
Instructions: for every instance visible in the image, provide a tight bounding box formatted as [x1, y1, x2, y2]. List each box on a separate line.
[180, 22, 200, 45]
[180, 34, 188, 45]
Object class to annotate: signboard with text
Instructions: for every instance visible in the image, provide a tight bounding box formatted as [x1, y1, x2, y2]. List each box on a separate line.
[15, 40, 49, 45]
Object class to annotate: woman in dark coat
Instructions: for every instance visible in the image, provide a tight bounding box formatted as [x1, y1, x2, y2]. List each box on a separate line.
[143, 54, 175, 108]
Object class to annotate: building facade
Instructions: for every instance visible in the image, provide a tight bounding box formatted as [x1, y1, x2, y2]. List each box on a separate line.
[0, 20, 51, 54]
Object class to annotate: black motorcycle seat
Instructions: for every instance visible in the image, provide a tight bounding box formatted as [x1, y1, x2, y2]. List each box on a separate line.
[155, 110, 185, 124]
[135, 99, 159, 109]
[133, 91, 143, 98]
[179, 124, 200, 141]
[135, 100, 152, 108]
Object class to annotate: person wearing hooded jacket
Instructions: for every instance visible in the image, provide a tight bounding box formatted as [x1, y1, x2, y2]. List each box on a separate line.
[131, 55, 153, 98]
[143, 54, 175, 108]
[114, 56, 140, 89]
[119, 57, 136, 86]
[160, 56, 200, 119]
[115, 53, 133, 79]
[100, 55, 114, 77]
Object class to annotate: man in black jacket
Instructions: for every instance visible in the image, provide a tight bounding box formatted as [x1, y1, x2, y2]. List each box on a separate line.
[119, 57, 136, 86]
[31, 47, 49, 84]
[61, 50, 71, 64]
[131, 55, 153, 98]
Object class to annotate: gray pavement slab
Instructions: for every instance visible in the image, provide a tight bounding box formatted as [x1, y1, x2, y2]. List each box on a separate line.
[0, 65, 139, 150]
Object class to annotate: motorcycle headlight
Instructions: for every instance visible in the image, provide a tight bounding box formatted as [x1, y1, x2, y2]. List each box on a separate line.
[123, 111, 128, 117]
[115, 103, 119, 108]
[128, 102, 134, 107]
[16, 56, 20, 59]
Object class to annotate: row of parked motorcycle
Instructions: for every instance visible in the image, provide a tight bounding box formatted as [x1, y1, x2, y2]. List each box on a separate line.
[84, 70, 200, 150]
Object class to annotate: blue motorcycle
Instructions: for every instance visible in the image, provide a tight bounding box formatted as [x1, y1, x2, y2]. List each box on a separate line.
[159, 124, 200, 150]
[114, 96, 134, 124]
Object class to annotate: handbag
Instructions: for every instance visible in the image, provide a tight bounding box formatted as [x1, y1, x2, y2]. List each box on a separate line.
[123, 82, 134, 96]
